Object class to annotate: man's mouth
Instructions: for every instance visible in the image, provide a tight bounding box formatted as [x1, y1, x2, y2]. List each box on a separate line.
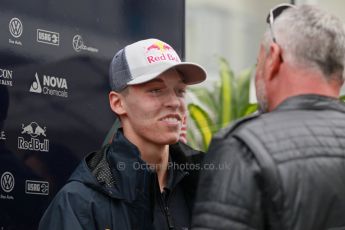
[159, 114, 182, 123]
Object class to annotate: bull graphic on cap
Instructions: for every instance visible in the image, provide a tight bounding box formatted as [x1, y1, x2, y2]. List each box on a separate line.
[146, 41, 172, 52]
[22, 122, 47, 137]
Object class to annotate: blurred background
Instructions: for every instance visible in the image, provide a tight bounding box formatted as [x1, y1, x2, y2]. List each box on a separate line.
[186, 0, 345, 83]
[184, 0, 345, 150]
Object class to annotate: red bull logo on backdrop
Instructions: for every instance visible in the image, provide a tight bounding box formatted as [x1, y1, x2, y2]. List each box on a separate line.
[145, 41, 180, 64]
[18, 121, 49, 152]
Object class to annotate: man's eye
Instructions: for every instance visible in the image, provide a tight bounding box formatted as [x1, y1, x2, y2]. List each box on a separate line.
[177, 89, 186, 96]
[149, 89, 161, 93]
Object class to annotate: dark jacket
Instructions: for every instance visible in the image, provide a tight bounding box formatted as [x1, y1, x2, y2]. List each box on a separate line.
[192, 94, 345, 230]
[39, 131, 203, 230]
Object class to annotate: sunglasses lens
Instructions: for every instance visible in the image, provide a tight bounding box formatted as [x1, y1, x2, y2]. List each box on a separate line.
[272, 5, 292, 19]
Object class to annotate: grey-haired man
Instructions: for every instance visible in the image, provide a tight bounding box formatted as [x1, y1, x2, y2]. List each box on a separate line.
[192, 4, 345, 230]
[39, 38, 206, 230]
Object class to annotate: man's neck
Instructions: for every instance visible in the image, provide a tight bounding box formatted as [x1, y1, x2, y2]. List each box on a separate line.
[268, 65, 342, 111]
[139, 143, 169, 192]
[123, 129, 170, 191]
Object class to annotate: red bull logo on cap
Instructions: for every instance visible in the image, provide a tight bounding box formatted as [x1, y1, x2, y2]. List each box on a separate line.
[146, 41, 172, 52]
[146, 41, 180, 64]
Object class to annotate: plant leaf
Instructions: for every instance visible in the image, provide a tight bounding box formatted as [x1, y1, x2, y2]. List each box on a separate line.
[188, 87, 218, 114]
[188, 104, 214, 150]
[219, 57, 234, 128]
[186, 127, 199, 150]
[236, 67, 254, 118]
[244, 103, 258, 116]
[340, 95, 345, 102]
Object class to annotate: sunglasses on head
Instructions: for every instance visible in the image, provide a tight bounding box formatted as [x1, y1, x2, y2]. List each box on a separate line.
[266, 3, 296, 43]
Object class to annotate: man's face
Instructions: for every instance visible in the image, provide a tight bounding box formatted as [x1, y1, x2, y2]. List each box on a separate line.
[121, 68, 187, 146]
[255, 45, 269, 112]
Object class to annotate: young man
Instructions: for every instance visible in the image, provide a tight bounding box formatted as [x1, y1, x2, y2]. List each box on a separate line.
[39, 38, 206, 230]
[192, 4, 345, 230]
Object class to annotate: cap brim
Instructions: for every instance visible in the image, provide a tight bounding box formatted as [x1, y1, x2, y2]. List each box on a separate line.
[127, 62, 207, 86]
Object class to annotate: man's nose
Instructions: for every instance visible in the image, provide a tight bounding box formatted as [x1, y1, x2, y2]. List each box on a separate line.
[164, 90, 182, 109]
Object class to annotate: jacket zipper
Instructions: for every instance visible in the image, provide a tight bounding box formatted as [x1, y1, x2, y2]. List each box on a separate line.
[162, 188, 175, 230]
[155, 173, 175, 230]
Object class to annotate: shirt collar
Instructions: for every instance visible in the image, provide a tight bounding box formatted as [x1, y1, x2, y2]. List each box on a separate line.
[273, 94, 345, 113]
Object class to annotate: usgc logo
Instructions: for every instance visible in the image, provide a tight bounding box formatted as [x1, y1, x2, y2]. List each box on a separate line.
[18, 122, 49, 152]
[1, 172, 15, 193]
[72, 34, 98, 53]
[9, 18, 23, 38]
[29, 72, 68, 98]
[25, 180, 49, 195]
[37, 29, 59, 46]
[145, 41, 180, 64]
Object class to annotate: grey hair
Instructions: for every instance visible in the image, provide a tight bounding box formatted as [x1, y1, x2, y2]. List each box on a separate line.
[262, 4, 345, 82]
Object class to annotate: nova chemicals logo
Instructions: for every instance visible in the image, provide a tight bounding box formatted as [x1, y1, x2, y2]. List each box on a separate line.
[18, 122, 49, 152]
[29, 72, 68, 98]
[9, 18, 23, 38]
[29, 73, 42, 93]
[72, 34, 98, 53]
[1, 172, 15, 193]
[37, 29, 59, 46]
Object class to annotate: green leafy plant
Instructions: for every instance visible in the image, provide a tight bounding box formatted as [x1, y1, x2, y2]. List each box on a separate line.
[187, 58, 257, 151]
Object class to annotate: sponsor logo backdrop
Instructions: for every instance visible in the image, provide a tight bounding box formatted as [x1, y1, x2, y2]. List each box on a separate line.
[0, 0, 184, 229]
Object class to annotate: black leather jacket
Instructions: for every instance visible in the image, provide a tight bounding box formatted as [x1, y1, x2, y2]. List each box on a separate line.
[192, 94, 345, 230]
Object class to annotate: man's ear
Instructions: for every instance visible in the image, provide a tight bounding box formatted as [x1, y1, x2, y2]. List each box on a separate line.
[266, 43, 283, 81]
[109, 91, 126, 116]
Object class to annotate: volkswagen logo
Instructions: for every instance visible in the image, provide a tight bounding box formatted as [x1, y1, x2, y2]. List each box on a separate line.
[72, 34, 84, 52]
[9, 18, 23, 38]
[1, 171, 15, 193]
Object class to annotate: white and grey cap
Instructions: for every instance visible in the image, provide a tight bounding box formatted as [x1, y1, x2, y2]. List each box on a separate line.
[109, 38, 207, 92]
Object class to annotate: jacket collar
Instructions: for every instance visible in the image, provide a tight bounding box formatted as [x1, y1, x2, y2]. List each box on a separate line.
[106, 131, 204, 202]
[69, 130, 204, 203]
[106, 130, 155, 202]
[273, 94, 345, 114]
